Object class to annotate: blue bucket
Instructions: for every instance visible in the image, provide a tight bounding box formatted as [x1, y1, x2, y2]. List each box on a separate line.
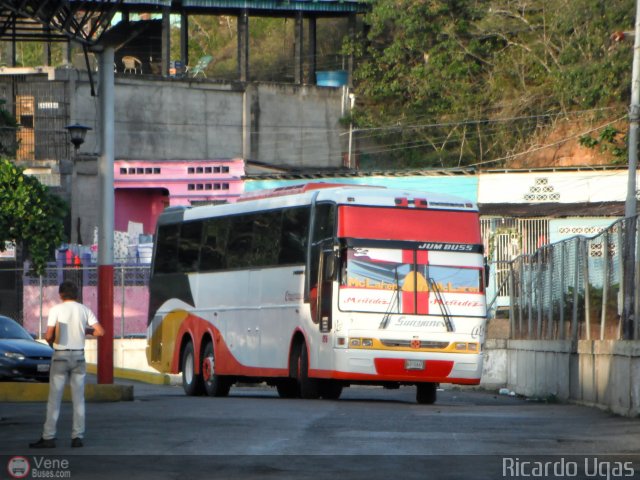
[316, 70, 348, 87]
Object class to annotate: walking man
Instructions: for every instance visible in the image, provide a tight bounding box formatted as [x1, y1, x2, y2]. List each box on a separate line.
[30, 281, 104, 448]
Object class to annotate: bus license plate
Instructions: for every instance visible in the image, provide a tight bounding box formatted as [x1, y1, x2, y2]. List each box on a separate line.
[405, 359, 424, 370]
[37, 364, 50, 372]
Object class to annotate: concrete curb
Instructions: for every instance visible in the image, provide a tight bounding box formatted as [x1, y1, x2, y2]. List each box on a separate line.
[0, 366, 180, 402]
[0, 383, 133, 402]
[86, 364, 179, 386]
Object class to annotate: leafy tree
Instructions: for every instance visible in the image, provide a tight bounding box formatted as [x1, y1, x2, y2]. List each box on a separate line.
[347, 0, 635, 169]
[579, 125, 627, 164]
[0, 159, 67, 274]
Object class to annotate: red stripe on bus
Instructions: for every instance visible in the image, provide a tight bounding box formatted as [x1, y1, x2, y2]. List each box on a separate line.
[213, 329, 288, 377]
[401, 291, 430, 314]
[310, 369, 478, 384]
[374, 358, 454, 378]
[171, 313, 288, 377]
[338, 206, 481, 243]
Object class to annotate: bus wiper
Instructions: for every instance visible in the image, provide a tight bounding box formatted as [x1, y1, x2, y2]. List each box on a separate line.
[379, 267, 400, 329]
[428, 277, 454, 332]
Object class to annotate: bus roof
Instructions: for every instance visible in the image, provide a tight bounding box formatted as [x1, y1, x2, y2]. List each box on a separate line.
[160, 183, 478, 224]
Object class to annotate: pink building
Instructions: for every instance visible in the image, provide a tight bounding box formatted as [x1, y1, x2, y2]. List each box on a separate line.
[114, 159, 245, 234]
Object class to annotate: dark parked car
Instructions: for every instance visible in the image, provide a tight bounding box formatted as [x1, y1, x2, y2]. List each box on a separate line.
[0, 315, 52, 382]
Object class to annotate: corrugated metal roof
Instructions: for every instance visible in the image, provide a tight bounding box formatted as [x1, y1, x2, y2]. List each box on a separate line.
[125, 0, 172, 4]
[244, 166, 476, 180]
[182, 0, 369, 13]
[79, 0, 172, 5]
[478, 202, 626, 218]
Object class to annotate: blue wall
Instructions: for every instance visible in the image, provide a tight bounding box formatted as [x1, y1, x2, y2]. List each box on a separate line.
[245, 175, 479, 203]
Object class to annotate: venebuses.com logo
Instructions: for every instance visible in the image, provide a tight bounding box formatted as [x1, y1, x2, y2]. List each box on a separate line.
[7, 456, 30, 479]
[7, 455, 71, 479]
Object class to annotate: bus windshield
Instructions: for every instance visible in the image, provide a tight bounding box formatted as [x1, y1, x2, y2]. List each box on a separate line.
[338, 246, 484, 316]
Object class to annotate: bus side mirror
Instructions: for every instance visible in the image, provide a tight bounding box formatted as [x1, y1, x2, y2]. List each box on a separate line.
[484, 260, 490, 286]
[323, 250, 338, 281]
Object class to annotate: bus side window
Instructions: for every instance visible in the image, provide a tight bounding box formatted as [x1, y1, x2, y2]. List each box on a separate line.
[177, 221, 203, 273]
[227, 215, 254, 268]
[155, 224, 180, 274]
[279, 206, 310, 265]
[201, 217, 229, 272]
[251, 210, 281, 266]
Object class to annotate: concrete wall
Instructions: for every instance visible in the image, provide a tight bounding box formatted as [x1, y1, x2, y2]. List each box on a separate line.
[85, 339, 156, 374]
[62, 70, 345, 168]
[481, 340, 640, 417]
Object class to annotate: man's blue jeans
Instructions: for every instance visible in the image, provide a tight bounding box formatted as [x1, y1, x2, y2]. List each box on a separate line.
[42, 350, 86, 440]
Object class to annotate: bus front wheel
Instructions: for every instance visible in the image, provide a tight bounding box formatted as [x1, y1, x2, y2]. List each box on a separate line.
[296, 344, 320, 399]
[416, 382, 437, 404]
[276, 379, 299, 398]
[319, 380, 343, 400]
[202, 342, 231, 397]
[182, 341, 204, 396]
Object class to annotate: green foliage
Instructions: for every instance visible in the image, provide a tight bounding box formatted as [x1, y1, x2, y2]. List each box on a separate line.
[0, 159, 67, 274]
[347, 0, 636, 168]
[578, 125, 627, 164]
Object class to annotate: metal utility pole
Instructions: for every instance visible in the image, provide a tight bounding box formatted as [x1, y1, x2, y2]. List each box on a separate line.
[97, 46, 115, 383]
[622, 0, 640, 340]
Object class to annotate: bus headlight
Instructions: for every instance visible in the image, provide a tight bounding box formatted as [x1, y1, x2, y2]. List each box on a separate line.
[348, 338, 374, 349]
[453, 342, 480, 353]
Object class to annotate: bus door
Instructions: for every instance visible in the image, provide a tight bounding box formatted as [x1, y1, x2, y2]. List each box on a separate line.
[307, 202, 336, 332]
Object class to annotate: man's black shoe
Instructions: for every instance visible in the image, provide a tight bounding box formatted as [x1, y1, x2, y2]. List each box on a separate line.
[71, 438, 83, 448]
[29, 438, 56, 448]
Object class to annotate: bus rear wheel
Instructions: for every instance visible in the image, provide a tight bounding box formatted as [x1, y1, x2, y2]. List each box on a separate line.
[276, 379, 299, 398]
[202, 342, 231, 397]
[182, 341, 204, 396]
[416, 382, 437, 404]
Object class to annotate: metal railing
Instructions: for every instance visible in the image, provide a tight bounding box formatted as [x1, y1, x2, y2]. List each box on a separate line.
[0, 263, 150, 339]
[505, 216, 639, 341]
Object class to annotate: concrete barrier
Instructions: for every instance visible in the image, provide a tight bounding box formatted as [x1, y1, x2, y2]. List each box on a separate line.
[0, 383, 133, 402]
[484, 339, 640, 417]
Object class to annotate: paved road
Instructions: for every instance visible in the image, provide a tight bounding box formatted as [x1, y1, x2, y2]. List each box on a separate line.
[1, 381, 639, 479]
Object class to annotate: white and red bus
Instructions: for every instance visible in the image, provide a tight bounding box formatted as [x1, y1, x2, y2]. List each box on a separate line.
[146, 184, 487, 403]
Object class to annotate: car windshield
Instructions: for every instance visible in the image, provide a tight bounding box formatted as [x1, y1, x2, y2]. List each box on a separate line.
[0, 317, 33, 340]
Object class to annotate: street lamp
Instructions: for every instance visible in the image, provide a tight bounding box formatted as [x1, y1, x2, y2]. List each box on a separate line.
[65, 123, 92, 152]
[65, 123, 91, 246]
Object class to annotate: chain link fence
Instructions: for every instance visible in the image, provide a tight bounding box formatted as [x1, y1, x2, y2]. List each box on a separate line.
[507, 216, 639, 341]
[0, 263, 150, 339]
